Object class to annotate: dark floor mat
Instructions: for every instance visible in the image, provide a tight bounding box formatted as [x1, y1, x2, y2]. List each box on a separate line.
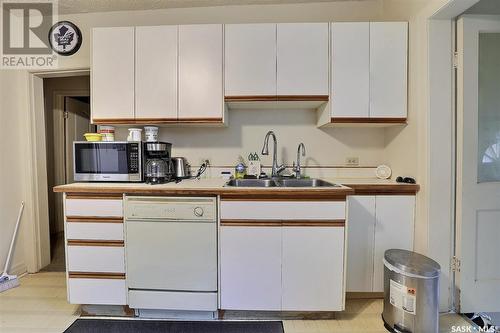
[64, 319, 284, 333]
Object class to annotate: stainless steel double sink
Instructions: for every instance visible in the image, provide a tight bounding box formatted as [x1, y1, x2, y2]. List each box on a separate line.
[225, 178, 340, 188]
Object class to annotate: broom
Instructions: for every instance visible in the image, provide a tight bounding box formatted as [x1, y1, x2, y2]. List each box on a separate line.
[0, 202, 25, 293]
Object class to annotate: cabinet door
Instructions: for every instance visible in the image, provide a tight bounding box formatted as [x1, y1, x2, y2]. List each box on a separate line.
[92, 27, 135, 122]
[373, 195, 415, 292]
[277, 23, 329, 96]
[135, 26, 177, 120]
[220, 226, 282, 310]
[331, 22, 370, 118]
[225, 24, 276, 96]
[178, 24, 223, 120]
[346, 196, 376, 292]
[282, 226, 345, 311]
[369, 22, 408, 118]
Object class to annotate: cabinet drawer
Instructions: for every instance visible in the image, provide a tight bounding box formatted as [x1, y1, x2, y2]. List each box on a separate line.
[68, 277, 126, 305]
[67, 244, 125, 273]
[220, 200, 345, 220]
[65, 197, 123, 218]
[66, 222, 123, 241]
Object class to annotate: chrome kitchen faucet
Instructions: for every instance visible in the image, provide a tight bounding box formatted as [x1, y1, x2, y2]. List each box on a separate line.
[293, 143, 306, 179]
[261, 131, 285, 178]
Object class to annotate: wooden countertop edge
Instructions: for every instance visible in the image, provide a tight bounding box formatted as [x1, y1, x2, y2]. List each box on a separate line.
[343, 183, 420, 195]
[54, 184, 419, 195]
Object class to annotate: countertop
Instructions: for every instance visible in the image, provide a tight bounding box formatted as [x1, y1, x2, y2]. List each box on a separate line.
[54, 178, 419, 197]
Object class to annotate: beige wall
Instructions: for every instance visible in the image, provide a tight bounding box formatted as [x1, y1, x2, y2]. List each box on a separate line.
[0, 0, 433, 275]
[0, 70, 30, 275]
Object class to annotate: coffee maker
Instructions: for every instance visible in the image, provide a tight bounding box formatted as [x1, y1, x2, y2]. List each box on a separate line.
[142, 142, 173, 184]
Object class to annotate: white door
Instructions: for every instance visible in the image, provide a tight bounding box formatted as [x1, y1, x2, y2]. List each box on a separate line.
[331, 22, 370, 118]
[220, 226, 282, 310]
[369, 22, 407, 119]
[346, 196, 376, 292]
[282, 226, 345, 311]
[276, 23, 329, 96]
[178, 24, 223, 121]
[372, 195, 415, 292]
[456, 16, 500, 312]
[225, 24, 276, 96]
[91, 27, 135, 121]
[135, 26, 177, 120]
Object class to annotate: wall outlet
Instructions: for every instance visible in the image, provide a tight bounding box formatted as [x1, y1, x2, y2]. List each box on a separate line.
[345, 157, 359, 166]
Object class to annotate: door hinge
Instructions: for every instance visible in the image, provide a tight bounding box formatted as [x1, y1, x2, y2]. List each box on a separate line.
[451, 256, 461, 272]
[453, 51, 459, 69]
[63, 111, 69, 119]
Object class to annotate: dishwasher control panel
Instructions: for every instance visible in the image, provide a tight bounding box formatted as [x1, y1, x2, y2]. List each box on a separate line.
[124, 196, 216, 221]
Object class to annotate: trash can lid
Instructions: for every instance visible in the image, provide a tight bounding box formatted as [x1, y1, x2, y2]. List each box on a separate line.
[384, 249, 441, 278]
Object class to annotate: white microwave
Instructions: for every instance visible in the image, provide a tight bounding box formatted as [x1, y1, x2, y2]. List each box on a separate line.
[73, 141, 142, 182]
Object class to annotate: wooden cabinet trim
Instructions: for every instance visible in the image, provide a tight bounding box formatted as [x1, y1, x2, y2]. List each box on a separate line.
[221, 220, 282, 227]
[221, 220, 345, 227]
[67, 240, 124, 247]
[66, 217, 123, 223]
[92, 118, 223, 125]
[330, 117, 407, 124]
[346, 184, 420, 195]
[220, 193, 350, 200]
[68, 272, 125, 280]
[66, 193, 123, 200]
[225, 95, 329, 102]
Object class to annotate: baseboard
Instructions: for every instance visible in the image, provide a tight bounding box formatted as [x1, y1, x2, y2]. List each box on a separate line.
[9, 261, 27, 277]
[346, 292, 384, 299]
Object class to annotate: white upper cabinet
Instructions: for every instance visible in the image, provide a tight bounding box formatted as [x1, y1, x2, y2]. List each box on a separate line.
[331, 22, 370, 118]
[225, 24, 276, 96]
[369, 22, 408, 118]
[276, 23, 329, 96]
[324, 21, 408, 125]
[135, 26, 178, 120]
[178, 24, 224, 121]
[92, 27, 135, 122]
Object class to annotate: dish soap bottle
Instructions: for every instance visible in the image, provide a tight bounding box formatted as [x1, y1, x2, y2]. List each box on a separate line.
[234, 156, 247, 179]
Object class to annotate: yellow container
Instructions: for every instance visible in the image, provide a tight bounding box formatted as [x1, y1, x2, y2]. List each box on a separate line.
[84, 133, 103, 142]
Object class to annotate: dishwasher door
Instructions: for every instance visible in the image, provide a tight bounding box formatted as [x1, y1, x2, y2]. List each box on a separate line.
[125, 197, 217, 292]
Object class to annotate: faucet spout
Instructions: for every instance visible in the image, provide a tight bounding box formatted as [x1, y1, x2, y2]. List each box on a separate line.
[261, 131, 283, 177]
[293, 143, 306, 179]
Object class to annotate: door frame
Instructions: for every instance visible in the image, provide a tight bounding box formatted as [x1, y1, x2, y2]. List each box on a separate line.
[52, 92, 90, 238]
[26, 69, 90, 272]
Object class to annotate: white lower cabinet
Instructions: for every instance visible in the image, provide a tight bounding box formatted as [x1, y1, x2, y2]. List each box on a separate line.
[68, 278, 126, 305]
[346, 195, 415, 292]
[220, 199, 346, 311]
[67, 245, 125, 273]
[220, 224, 345, 311]
[282, 226, 345, 311]
[220, 226, 282, 310]
[372, 196, 415, 291]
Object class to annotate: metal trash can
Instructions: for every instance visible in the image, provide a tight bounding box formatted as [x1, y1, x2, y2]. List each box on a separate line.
[382, 249, 440, 333]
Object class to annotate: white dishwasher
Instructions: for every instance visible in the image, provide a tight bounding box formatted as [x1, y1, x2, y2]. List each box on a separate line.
[124, 196, 217, 313]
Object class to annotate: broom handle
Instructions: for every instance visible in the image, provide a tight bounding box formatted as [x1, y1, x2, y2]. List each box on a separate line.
[3, 202, 24, 275]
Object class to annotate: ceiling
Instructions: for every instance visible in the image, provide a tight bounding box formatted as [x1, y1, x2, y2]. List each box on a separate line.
[465, 0, 500, 14]
[58, 0, 376, 14]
